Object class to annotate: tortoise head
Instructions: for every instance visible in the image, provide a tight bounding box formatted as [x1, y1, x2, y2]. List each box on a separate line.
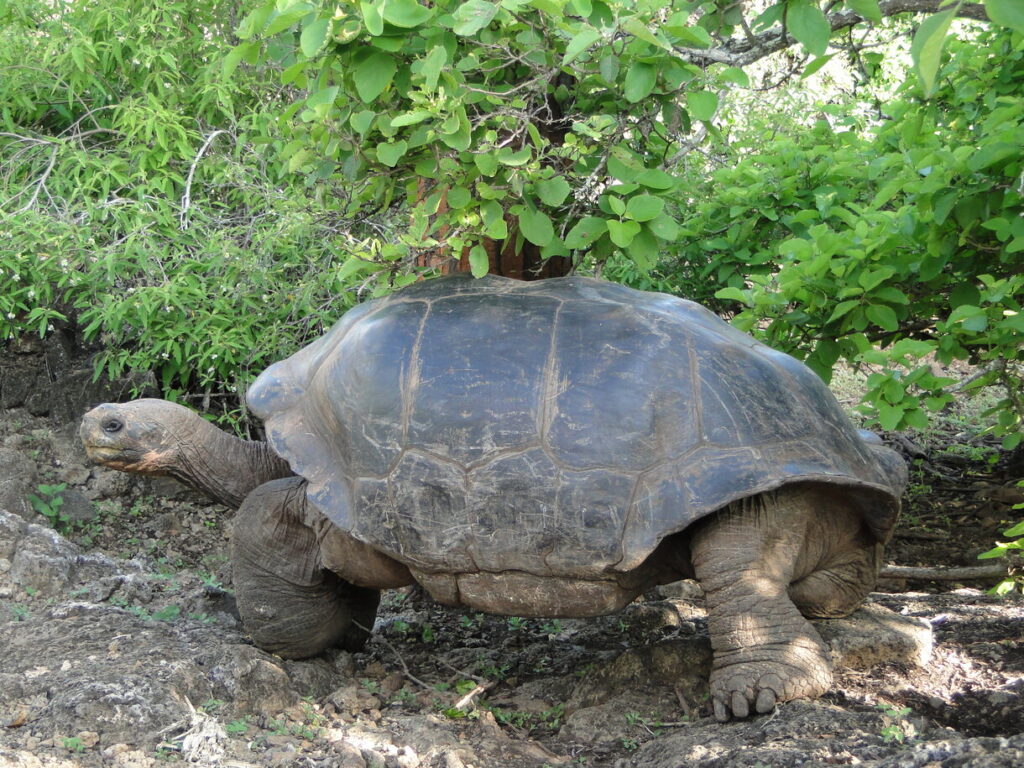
[79, 399, 200, 475]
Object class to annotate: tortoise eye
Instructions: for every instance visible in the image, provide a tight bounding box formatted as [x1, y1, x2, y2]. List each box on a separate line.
[102, 418, 124, 434]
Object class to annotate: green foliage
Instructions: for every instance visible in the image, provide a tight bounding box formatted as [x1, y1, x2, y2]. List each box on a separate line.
[233, 0, 767, 279]
[979, 496, 1024, 595]
[62, 736, 86, 753]
[681, 28, 1022, 441]
[0, 0, 393, 423]
[28, 483, 69, 532]
[876, 702, 916, 744]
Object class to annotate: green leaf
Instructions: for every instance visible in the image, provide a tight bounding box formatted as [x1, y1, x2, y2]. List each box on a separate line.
[536, 176, 572, 206]
[354, 51, 397, 102]
[801, 53, 836, 79]
[847, 0, 882, 23]
[948, 304, 988, 332]
[453, 0, 499, 36]
[265, 3, 315, 36]
[300, 18, 330, 57]
[620, 16, 669, 50]
[787, 0, 831, 57]
[469, 245, 490, 277]
[518, 207, 554, 246]
[563, 26, 601, 65]
[480, 200, 508, 238]
[715, 287, 750, 303]
[720, 66, 749, 86]
[223, 41, 258, 77]
[498, 147, 532, 166]
[985, 0, 1024, 33]
[391, 110, 433, 127]
[624, 62, 657, 103]
[647, 213, 679, 241]
[877, 403, 904, 431]
[383, 0, 434, 28]
[565, 217, 607, 248]
[827, 299, 860, 324]
[626, 226, 660, 269]
[360, 2, 384, 36]
[447, 186, 472, 208]
[866, 304, 899, 331]
[420, 46, 447, 91]
[376, 139, 408, 166]
[474, 152, 498, 176]
[686, 90, 718, 121]
[625, 194, 664, 222]
[350, 110, 376, 134]
[607, 219, 641, 247]
[911, 9, 955, 96]
[636, 168, 675, 190]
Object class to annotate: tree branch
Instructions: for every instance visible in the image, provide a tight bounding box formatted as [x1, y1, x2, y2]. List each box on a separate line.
[674, 0, 990, 69]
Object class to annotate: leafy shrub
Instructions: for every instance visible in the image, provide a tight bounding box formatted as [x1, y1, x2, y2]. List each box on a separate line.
[676, 28, 1023, 445]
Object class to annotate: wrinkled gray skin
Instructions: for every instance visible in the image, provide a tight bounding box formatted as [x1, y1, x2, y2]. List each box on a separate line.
[82, 401, 895, 722]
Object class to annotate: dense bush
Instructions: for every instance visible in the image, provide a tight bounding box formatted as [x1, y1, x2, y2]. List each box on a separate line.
[0, 0, 400, 421]
[669, 28, 1023, 444]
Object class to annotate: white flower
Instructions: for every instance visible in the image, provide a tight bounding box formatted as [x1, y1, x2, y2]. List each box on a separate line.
[27, 289, 35, 299]
[6, 312, 15, 319]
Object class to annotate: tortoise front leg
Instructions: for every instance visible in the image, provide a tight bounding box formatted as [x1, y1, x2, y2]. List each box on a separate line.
[690, 487, 836, 721]
[231, 477, 380, 659]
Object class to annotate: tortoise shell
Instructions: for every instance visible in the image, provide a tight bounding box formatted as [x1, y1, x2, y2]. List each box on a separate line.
[247, 274, 905, 578]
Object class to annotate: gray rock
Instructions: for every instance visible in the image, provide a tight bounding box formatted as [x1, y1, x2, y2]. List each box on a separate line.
[8, 522, 79, 595]
[0, 509, 28, 560]
[872, 735, 1024, 767]
[817, 601, 933, 669]
[59, 487, 96, 524]
[0, 446, 39, 520]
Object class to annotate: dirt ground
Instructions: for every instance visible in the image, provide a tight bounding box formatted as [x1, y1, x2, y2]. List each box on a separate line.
[1, 354, 1023, 767]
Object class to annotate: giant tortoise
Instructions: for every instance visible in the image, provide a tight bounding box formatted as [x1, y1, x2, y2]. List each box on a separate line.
[80, 274, 907, 720]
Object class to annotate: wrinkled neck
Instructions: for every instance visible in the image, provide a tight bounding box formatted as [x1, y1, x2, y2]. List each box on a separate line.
[169, 420, 294, 508]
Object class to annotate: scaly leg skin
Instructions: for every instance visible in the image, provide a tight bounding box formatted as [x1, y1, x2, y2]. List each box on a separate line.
[232, 477, 380, 659]
[691, 485, 876, 721]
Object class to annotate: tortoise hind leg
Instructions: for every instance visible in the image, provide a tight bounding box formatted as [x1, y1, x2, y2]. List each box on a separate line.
[691, 485, 874, 721]
[231, 477, 380, 659]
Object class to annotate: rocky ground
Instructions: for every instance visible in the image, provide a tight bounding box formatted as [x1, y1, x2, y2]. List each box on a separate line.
[0, 338, 1022, 768]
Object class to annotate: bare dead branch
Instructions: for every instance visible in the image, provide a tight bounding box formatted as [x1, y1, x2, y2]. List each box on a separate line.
[880, 563, 1009, 581]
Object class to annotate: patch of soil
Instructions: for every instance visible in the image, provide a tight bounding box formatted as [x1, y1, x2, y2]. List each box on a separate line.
[1, 389, 1023, 767]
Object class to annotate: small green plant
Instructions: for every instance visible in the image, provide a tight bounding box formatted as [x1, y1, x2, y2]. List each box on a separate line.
[390, 619, 412, 636]
[540, 619, 564, 636]
[152, 605, 182, 622]
[199, 699, 224, 714]
[507, 616, 528, 631]
[979, 498, 1024, 595]
[224, 717, 250, 735]
[188, 612, 218, 624]
[421, 623, 436, 643]
[620, 737, 639, 751]
[28, 482, 69, 532]
[10, 604, 30, 621]
[359, 678, 381, 695]
[459, 613, 484, 629]
[477, 662, 510, 681]
[877, 703, 915, 744]
[62, 736, 85, 753]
